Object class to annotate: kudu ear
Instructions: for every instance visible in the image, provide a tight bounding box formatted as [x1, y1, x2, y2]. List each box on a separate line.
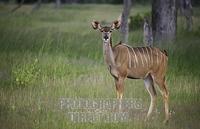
[111, 20, 121, 30]
[91, 21, 102, 30]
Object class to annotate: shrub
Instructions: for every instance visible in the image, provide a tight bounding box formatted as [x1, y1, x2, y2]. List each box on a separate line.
[143, 11, 151, 21]
[129, 14, 143, 31]
[12, 58, 41, 87]
[129, 12, 152, 31]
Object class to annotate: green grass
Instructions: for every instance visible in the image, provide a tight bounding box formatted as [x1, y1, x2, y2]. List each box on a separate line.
[0, 3, 200, 129]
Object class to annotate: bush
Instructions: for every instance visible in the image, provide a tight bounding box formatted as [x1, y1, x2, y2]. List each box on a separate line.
[129, 14, 143, 31]
[143, 11, 151, 21]
[12, 58, 41, 87]
[129, 12, 152, 31]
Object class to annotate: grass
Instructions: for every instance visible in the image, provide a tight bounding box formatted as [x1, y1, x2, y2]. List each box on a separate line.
[0, 3, 200, 129]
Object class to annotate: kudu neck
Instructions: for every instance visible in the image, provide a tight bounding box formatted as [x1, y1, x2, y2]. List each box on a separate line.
[103, 37, 115, 67]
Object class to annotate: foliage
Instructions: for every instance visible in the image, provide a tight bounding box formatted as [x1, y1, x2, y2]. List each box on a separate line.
[129, 12, 152, 31]
[129, 13, 143, 30]
[12, 58, 41, 87]
[143, 11, 151, 20]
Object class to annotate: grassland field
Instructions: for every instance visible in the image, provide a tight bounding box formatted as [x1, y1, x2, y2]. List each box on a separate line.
[0, 3, 200, 129]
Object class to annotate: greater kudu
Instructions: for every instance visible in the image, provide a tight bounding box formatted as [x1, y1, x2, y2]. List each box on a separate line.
[91, 20, 169, 123]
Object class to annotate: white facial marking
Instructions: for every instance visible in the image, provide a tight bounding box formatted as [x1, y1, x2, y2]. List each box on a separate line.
[102, 32, 111, 43]
[103, 39, 109, 42]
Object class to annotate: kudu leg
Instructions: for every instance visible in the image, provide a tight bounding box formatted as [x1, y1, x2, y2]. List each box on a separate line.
[115, 78, 125, 110]
[115, 78, 124, 99]
[144, 74, 157, 119]
[155, 77, 169, 123]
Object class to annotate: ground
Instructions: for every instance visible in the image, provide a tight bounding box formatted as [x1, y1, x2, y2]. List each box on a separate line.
[0, 3, 200, 129]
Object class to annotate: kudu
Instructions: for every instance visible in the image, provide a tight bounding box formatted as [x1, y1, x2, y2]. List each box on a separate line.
[91, 20, 169, 123]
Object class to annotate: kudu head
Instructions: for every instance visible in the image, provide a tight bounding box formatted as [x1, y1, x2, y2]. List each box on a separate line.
[91, 20, 121, 43]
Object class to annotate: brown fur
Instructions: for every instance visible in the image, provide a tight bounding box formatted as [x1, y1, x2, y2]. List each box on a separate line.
[112, 43, 168, 80]
[91, 20, 170, 123]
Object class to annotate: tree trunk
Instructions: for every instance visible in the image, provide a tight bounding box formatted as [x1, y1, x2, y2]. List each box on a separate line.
[179, 0, 193, 31]
[143, 18, 153, 46]
[55, 0, 61, 8]
[65, 0, 78, 4]
[120, 0, 132, 44]
[152, 0, 177, 43]
[32, 0, 42, 11]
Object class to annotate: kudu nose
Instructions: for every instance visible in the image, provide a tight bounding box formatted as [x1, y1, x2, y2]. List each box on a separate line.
[104, 35, 109, 40]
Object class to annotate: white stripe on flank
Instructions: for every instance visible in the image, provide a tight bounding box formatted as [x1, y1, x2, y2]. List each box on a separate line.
[131, 48, 138, 68]
[122, 43, 138, 68]
[149, 47, 153, 66]
[126, 47, 132, 68]
[145, 47, 150, 67]
[136, 48, 144, 67]
[142, 47, 148, 67]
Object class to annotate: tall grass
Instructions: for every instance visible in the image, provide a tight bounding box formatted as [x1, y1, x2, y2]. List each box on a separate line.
[0, 4, 200, 129]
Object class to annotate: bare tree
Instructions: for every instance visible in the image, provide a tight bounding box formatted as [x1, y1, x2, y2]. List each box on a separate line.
[179, 0, 193, 31]
[32, 0, 42, 11]
[152, 0, 177, 43]
[120, 0, 132, 43]
[143, 18, 153, 46]
[55, 0, 61, 8]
